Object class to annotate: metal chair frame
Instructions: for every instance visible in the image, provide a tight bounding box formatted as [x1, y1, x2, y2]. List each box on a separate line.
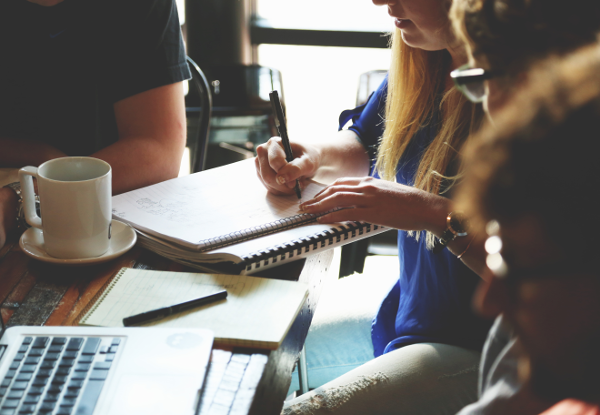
[186, 56, 213, 173]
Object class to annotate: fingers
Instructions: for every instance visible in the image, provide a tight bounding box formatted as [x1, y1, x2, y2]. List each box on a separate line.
[315, 207, 376, 224]
[301, 191, 370, 214]
[266, 137, 289, 172]
[255, 139, 294, 195]
[274, 146, 319, 185]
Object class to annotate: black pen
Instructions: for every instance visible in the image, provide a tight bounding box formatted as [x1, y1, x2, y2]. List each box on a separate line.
[122, 289, 227, 326]
[269, 90, 302, 199]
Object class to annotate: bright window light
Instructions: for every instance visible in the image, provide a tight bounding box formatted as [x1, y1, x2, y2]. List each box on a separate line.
[258, 44, 391, 146]
[256, 0, 392, 32]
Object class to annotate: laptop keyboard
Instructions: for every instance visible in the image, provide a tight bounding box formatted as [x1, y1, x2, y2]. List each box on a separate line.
[0, 336, 120, 415]
[198, 350, 268, 415]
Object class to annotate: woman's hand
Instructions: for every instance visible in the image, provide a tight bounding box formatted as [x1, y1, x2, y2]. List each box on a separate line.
[255, 137, 322, 196]
[299, 177, 449, 233]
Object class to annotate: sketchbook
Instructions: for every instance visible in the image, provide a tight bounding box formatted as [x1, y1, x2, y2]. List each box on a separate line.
[112, 158, 388, 274]
[78, 268, 308, 349]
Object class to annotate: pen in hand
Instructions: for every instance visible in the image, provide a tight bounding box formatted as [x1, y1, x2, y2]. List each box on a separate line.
[269, 90, 302, 199]
[122, 289, 228, 326]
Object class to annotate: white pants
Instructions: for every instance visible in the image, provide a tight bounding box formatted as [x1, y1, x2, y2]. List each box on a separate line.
[283, 342, 481, 415]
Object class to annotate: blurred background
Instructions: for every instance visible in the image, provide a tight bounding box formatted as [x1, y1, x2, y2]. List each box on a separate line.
[178, 0, 392, 173]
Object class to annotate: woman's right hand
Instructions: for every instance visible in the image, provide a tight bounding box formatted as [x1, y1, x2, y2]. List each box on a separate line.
[255, 137, 322, 196]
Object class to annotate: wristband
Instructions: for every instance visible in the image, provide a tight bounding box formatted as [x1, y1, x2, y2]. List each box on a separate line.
[3, 182, 33, 231]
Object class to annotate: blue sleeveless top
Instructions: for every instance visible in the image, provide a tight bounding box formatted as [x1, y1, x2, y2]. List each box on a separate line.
[339, 77, 490, 357]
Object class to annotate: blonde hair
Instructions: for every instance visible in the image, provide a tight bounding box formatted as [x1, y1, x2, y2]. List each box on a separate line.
[376, 29, 482, 247]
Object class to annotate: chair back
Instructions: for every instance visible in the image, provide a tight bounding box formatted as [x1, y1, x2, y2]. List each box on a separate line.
[186, 57, 213, 172]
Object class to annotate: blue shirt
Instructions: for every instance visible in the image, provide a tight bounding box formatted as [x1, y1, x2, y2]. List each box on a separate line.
[339, 77, 490, 357]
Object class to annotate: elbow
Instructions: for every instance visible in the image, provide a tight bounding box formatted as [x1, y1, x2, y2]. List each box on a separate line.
[158, 131, 186, 181]
[160, 128, 187, 180]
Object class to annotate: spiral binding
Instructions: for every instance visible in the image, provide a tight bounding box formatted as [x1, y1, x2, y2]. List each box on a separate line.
[241, 221, 382, 272]
[76, 268, 128, 325]
[195, 212, 323, 252]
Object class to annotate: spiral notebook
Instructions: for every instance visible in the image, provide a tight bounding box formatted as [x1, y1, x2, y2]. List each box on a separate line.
[78, 268, 309, 349]
[112, 158, 388, 274]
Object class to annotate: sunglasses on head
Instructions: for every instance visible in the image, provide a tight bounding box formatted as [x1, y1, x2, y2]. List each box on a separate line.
[451, 64, 497, 103]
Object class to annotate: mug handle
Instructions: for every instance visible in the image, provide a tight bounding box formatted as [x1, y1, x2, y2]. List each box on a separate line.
[18, 166, 42, 229]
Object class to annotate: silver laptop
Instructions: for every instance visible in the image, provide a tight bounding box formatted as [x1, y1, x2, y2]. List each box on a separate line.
[0, 318, 213, 415]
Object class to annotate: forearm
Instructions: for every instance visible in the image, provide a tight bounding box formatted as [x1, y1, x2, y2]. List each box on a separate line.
[311, 130, 371, 183]
[423, 197, 489, 280]
[91, 135, 184, 195]
[0, 137, 67, 168]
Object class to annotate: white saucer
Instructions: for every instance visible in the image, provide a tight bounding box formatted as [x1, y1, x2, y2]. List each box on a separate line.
[19, 219, 137, 266]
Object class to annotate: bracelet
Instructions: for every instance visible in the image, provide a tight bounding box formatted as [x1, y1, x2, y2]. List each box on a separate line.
[3, 182, 31, 231]
[457, 234, 476, 260]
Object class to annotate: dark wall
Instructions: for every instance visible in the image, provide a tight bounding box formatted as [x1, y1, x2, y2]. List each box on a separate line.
[185, 0, 254, 70]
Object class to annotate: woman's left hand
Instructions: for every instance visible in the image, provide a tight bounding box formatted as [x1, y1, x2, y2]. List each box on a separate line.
[300, 177, 449, 234]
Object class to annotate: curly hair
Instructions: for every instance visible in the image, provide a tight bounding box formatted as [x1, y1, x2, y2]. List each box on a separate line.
[451, 0, 600, 80]
[456, 44, 600, 257]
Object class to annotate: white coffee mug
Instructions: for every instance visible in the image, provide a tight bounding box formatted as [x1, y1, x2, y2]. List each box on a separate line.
[19, 157, 112, 259]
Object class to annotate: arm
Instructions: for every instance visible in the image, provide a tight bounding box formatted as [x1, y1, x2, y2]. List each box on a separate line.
[255, 129, 371, 196]
[0, 82, 185, 249]
[299, 177, 490, 279]
[0, 138, 66, 167]
[0, 81, 186, 195]
[92, 82, 186, 195]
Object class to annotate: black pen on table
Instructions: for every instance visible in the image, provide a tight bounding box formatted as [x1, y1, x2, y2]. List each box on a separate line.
[269, 90, 302, 199]
[122, 289, 227, 327]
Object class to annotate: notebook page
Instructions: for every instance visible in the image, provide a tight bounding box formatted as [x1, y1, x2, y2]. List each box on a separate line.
[80, 268, 309, 349]
[111, 159, 326, 249]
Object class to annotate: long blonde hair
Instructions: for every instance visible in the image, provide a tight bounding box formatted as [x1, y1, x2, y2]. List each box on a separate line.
[375, 29, 482, 247]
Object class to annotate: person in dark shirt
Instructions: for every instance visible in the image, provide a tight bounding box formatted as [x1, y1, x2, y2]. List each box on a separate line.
[0, 0, 190, 249]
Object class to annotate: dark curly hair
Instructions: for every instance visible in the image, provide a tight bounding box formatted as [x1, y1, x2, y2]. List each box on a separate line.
[456, 43, 600, 258]
[451, 0, 600, 80]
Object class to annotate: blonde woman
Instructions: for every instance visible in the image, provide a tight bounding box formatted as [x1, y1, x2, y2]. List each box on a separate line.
[256, 0, 489, 413]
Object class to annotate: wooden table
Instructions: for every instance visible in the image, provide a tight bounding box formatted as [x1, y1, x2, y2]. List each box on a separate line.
[0, 234, 335, 415]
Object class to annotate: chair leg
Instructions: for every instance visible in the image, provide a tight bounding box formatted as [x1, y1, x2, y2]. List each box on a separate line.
[297, 346, 309, 395]
[339, 238, 370, 278]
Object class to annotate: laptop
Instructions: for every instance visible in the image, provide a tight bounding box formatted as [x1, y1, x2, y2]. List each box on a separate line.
[0, 316, 213, 415]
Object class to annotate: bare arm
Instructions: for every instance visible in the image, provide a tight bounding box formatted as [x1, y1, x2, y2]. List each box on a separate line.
[255, 129, 370, 196]
[94, 82, 187, 195]
[0, 138, 67, 167]
[300, 176, 489, 280]
[1, 82, 186, 195]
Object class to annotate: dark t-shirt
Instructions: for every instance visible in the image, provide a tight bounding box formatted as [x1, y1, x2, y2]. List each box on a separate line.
[0, 0, 190, 156]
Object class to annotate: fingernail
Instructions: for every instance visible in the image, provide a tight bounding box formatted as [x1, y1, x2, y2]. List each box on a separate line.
[276, 175, 286, 185]
[286, 181, 295, 189]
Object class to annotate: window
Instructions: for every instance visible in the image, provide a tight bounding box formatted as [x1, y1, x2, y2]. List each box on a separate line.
[255, 0, 392, 142]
